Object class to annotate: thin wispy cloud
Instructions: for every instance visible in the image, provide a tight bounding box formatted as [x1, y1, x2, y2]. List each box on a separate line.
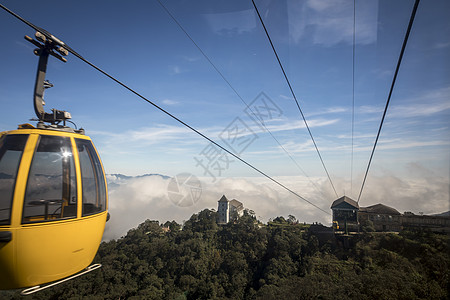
[264, 118, 340, 133]
[162, 99, 179, 106]
[93, 125, 195, 149]
[357, 105, 384, 114]
[169, 65, 183, 75]
[272, 133, 450, 156]
[181, 55, 201, 63]
[389, 101, 450, 118]
[130, 125, 191, 142]
[336, 133, 376, 139]
[306, 107, 348, 117]
[278, 140, 314, 154]
[287, 0, 378, 46]
[375, 140, 450, 151]
[389, 87, 450, 118]
[433, 41, 450, 49]
[204, 9, 256, 36]
[356, 88, 450, 118]
[193, 118, 341, 142]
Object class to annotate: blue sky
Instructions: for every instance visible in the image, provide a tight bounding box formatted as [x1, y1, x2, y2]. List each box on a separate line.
[0, 0, 449, 225]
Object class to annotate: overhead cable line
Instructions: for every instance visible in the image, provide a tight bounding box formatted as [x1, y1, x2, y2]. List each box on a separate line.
[357, 0, 421, 203]
[156, 0, 330, 202]
[0, 3, 330, 215]
[350, 0, 356, 196]
[251, 0, 339, 199]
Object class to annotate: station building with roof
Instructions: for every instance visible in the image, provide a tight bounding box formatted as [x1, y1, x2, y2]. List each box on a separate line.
[331, 196, 450, 233]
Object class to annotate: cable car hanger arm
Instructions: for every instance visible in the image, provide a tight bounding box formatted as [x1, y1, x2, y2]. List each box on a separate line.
[0, 3, 74, 125]
[24, 33, 71, 125]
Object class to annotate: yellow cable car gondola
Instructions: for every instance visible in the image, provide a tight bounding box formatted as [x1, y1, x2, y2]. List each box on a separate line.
[0, 30, 108, 291]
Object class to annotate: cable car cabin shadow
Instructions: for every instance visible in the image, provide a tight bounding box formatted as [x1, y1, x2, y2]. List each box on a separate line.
[0, 126, 108, 290]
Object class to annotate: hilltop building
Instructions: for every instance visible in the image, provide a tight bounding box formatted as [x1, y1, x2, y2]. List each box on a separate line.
[217, 195, 244, 224]
[401, 211, 450, 233]
[359, 203, 402, 232]
[331, 196, 450, 233]
[330, 196, 359, 232]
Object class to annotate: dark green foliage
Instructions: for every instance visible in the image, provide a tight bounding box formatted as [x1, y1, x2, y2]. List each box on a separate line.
[1, 212, 448, 299]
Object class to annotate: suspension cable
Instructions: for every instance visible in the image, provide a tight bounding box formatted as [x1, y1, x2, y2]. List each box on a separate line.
[251, 0, 339, 198]
[350, 0, 356, 196]
[357, 0, 421, 203]
[0, 3, 330, 215]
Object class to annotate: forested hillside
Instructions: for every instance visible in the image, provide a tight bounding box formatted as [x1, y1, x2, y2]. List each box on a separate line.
[2, 209, 449, 299]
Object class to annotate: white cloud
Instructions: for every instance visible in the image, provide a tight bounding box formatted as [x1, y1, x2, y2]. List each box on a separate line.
[264, 118, 340, 133]
[358, 105, 384, 114]
[355, 170, 449, 216]
[204, 9, 256, 36]
[162, 99, 179, 106]
[337, 133, 376, 139]
[103, 164, 449, 241]
[331, 137, 449, 153]
[181, 55, 201, 62]
[375, 140, 450, 151]
[277, 140, 314, 153]
[103, 174, 332, 240]
[298, 107, 349, 118]
[130, 125, 191, 143]
[94, 125, 194, 148]
[169, 65, 183, 75]
[389, 87, 450, 118]
[251, 128, 449, 159]
[433, 41, 450, 49]
[287, 0, 378, 46]
[179, 117, 340, 144]
[357, 87, 450, 118]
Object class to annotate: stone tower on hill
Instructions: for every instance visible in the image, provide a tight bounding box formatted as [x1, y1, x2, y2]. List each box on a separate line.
[217, 195, 244, 224]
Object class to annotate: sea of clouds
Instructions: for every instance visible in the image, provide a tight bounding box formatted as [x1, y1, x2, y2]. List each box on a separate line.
[103, 165, 449, 241]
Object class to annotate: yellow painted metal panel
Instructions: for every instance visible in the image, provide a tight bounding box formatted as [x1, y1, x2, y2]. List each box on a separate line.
[0, 228, 17, 288]
[70, 137, 83, 219]
[10, 134, 37, 228]
[11, 212, 107, 289]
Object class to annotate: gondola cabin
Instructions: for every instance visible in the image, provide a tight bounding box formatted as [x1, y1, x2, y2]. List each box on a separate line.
[0, 124, 108, 289]
[0, 24, 109, 291]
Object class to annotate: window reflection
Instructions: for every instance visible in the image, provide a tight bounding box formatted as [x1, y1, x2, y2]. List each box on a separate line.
[23, 135, 77, 223]
[76, 139, 106, 216]
[0, 134, 28, 225]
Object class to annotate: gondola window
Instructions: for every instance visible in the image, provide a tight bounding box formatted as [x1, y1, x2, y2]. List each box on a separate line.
[76, 139, 106, 216]
[0, 134, 28, 225]
[23, 135, 77, 223]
